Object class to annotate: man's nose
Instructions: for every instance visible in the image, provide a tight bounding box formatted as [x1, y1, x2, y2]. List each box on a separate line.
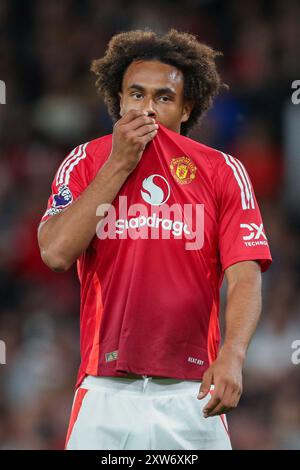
[143, 100, 156, 118]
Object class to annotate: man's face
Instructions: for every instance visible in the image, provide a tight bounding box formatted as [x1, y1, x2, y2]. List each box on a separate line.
[118, 60, 192, 134]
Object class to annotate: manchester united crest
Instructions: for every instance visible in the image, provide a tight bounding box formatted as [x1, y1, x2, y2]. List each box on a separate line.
[170, 157, 197, 185]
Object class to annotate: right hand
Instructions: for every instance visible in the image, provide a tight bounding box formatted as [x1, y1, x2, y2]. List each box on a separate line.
[109, 109, 159, 173]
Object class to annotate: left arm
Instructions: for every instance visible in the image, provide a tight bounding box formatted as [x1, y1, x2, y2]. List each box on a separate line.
[198, 260, 262, 417]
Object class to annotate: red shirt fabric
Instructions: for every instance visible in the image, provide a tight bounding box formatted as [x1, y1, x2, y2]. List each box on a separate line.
[41, 124, 272, 389]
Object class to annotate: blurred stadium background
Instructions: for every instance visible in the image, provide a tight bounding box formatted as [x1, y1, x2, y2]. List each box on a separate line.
[0, 0, 300, 450]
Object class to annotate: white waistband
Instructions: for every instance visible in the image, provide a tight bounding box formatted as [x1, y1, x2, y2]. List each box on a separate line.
[80, 375, 203, 395]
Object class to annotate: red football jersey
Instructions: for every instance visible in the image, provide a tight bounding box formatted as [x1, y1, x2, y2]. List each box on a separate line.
[41, 124, 272, 389]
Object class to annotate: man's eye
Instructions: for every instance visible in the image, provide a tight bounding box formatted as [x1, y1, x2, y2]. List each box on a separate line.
[131, 92, 143, 99]
[159, 96, 170, 102]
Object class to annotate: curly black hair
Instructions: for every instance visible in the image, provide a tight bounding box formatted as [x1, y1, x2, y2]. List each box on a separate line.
[91, 29, 227, 135]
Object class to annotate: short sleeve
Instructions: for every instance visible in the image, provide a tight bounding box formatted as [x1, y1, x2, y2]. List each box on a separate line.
[40, 142, 90, 223]
[217, 152, 272, 273]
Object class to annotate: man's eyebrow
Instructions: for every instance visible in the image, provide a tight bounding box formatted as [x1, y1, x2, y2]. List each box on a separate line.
[128, 84, 177, 95]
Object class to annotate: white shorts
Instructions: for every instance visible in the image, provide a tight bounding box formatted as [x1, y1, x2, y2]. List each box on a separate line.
[65, 375, 232, 450]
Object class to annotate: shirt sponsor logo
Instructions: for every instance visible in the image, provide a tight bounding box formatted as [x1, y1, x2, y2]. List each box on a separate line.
[118, 174, 191, 237]
[170, 157, 197, 185]
[240, 223, 268, 246]
[105, 350, 118, 362]
[113, 174, 194, 238]
[187, 356, 204, 366]
[141, 174, 170, 206]
[115, 213, 191, 237]
[96, 173, 205, 250]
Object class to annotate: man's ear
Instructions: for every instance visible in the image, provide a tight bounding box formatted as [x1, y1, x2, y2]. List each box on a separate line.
[118, 92, 124, 117]
[181, 101, 193, 123]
